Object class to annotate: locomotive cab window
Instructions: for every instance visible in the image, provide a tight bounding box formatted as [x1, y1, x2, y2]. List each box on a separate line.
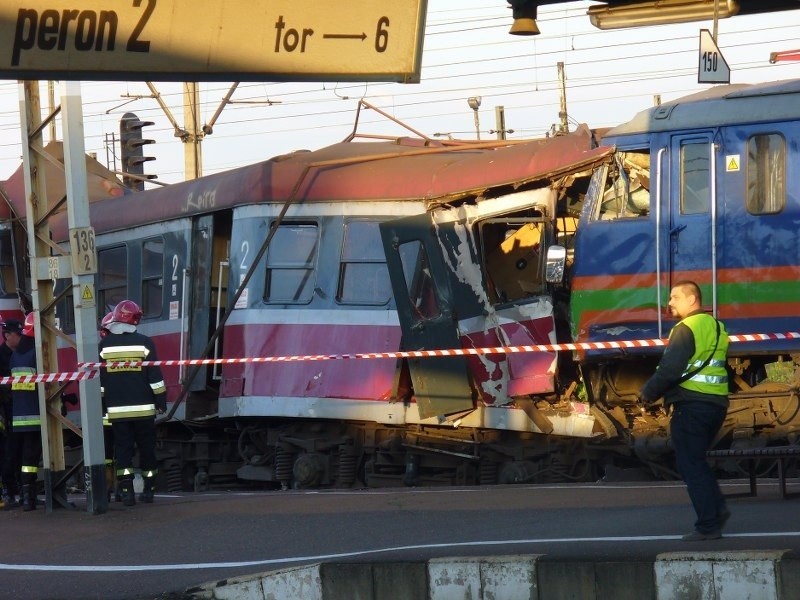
[98, 246, 128, 314]
[264, 222, 319, 304]
[746, 133, 785, 215]
[588, 152, 651, 221]
[337, 220, 391, 305]
[141, 237, 164, 318]
[680, 142, 710, 215]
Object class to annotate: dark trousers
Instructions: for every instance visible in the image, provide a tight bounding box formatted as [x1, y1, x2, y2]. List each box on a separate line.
[670, 400, 728, 533]
[4, 429, 42, 487]
[112, 418, 157, 476]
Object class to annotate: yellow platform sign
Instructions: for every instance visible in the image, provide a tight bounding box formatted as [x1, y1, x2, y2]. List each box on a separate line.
[0, 0, 427, 82]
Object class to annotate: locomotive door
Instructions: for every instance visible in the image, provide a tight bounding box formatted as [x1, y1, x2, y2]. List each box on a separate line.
[380, 213, 475, 419]
[667, 133, 719, 314]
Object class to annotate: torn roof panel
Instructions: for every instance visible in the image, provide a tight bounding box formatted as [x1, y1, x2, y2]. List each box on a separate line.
[282, 124, 612, 205]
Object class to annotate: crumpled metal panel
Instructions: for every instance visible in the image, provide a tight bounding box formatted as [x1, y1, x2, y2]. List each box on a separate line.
[284, 124, 610, 204]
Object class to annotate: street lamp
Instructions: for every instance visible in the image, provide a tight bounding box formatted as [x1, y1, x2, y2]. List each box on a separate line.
[468, 96, 481, 140]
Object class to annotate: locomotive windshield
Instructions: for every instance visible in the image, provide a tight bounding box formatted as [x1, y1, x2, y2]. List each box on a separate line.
[586, 151, 651, 221]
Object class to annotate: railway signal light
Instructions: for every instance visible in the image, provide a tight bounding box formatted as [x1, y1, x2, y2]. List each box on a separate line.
[120, 111, 156, 191]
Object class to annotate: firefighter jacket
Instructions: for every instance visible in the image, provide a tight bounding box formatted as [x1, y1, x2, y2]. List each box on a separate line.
[10, 335, 40, 432]
[99, 331, 167, 421]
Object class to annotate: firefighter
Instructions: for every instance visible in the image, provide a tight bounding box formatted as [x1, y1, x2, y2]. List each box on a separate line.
[0, 318, 15, 509]
[7, 313, 42, 511]
[99, 301, 166, 506]
[98, 312, 118, 501]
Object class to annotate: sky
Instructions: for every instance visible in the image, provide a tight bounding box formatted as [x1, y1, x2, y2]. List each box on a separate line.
[0, 0, 799, 185]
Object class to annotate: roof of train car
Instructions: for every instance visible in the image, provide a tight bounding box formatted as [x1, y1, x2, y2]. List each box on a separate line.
[603, 78, 800, 139]
[0, 141, 125, 217]
[34, 124, 611, 238]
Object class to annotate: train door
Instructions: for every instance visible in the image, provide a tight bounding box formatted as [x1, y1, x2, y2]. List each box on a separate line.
[185, 211, 231, 405]
[666, 132, 719, 313]
[379, 213, 476, 419]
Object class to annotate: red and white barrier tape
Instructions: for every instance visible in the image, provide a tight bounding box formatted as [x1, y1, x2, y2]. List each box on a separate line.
[3, 331, 799, 385]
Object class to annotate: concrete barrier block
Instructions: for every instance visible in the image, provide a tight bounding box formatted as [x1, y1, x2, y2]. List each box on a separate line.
[777, 554, 800, 600]
[480, 555, 538, 600]
[372, 562, 428, 600]
[319, 563, 373, 599]
[428, 557, 482, 600]
[655, 558, 714, 600]
[428, 555, 539, 600]
[656, 551, 787, 600]
[595, 561, 656, 600]
[537, 561, 595, 600]
[261, 564, 323, 600]
[185, 575, 266, 600]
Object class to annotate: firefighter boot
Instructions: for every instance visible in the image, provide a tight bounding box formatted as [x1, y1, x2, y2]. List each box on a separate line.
[140, 478, 154, 504]
[22, 484, 37, 512]
[119, 476, 136, 507]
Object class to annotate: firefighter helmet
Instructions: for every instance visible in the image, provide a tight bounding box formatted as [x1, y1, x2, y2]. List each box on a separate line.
[112, 300, 142, 326]
[21, 312, 35, 337]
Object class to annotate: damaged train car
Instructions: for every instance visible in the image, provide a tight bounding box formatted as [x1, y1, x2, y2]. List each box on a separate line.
[4, 81, 800, 490]
[377, 80, 800, 485]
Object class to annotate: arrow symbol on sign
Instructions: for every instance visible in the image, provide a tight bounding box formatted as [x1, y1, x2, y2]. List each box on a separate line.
[323, 32, 367, 41]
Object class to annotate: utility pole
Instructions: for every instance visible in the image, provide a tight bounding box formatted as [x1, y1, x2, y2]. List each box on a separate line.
[18, 81, 106, 514]
[557, 62, 569, 135]
[47, 81, 57, 142]
[60, 81, 106, 514]
[491, 106, 514, 140]
[183, 82, 202, 180]
[19, 81, 64, 512]
[468, 96, 482, 140]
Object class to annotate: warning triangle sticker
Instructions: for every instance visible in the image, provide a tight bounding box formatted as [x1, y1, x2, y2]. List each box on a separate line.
[82, 285, 94, 301]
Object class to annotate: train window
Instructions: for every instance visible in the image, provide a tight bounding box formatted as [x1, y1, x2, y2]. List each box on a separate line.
[264, 222, 318, 304]
[141, 238, 164, 318]
[337, 221, 391, 305]
[98, 246, 128, 313]
[0, 225, 15, 297]
[398, 240, 440, 321]
[746, 134, 785, 215]
[54, 279, 75, 334]
[680, 143, 710, 215]
[480, 219, 546, 304]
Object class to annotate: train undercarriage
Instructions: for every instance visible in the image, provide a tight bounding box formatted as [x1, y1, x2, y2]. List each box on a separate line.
[140, 352, 799, 492]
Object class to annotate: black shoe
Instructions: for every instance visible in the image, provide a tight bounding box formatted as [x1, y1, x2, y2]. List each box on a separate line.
[681, 529, 721, 542]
